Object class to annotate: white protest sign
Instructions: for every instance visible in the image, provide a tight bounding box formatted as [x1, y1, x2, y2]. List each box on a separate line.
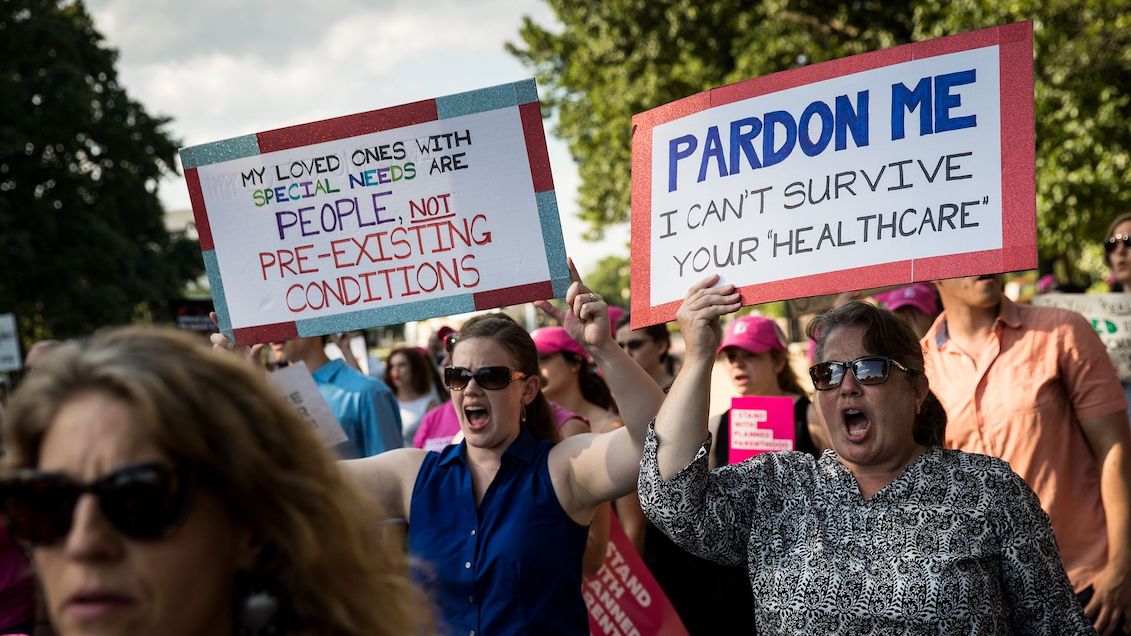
[630, 23, 1035, 327]
[180, 79, 569, 344]
[0, 314, 19, 372]
[1032, 293, 1131, 383]
[267, 361, 349, 448]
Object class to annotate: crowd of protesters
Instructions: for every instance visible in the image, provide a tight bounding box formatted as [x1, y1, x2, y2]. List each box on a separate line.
[2, 222, 1131, 636]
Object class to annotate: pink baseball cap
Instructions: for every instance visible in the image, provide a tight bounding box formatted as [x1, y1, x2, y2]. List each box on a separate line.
[607, 305, 626, 336]
[874, 283, 938, 316]
[531, 327, 588, 359]
[717, 315, 787, 355]
[1036, 274, 1058, 294]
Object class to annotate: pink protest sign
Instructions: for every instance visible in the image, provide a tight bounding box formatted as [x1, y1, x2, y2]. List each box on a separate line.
[728, 396, 796, 464]
[584, 516, 688, 636]
[630, 22, 1035, 328]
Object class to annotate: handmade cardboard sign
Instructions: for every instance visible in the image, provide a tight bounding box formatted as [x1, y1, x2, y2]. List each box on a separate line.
[728, 396, 796, 464]
[180, 80, 568, 345]
[0, 313, 19, 372]
[630, 22, 1034, 327]
[1032, 293, 1131, 383]
[267, 361, 349, 447]
[584, 515, 688, 636]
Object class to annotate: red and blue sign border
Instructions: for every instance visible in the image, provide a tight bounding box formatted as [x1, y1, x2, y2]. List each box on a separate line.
[180, 79, 568, 344]
[629, 22, 1036, 328]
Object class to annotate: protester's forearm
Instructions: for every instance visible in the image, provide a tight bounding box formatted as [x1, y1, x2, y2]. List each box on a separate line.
[654, 353, 714, 479]
[1100, 442, 1131, 566]
[589, 342, 665, 443]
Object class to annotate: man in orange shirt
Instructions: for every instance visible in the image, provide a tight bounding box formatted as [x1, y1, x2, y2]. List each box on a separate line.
[923, 274, 1131, 634]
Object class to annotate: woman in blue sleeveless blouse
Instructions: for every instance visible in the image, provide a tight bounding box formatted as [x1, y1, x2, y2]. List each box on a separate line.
[344, 266, 667, 636]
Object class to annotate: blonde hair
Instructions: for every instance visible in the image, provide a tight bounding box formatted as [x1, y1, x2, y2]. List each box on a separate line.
[3, 326, 430, 635]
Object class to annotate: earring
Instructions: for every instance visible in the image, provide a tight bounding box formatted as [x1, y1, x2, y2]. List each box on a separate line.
[520, 405, 527, 424]
[237, 571, 280, 636]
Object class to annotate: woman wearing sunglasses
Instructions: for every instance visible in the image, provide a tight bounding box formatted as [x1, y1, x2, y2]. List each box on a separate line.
[344, 275, 665, 636]
[1102, 212, 1131, 434]
[1, 327, 429, 636]
[638, 276, 1091, 633]
[1104, 212, 1131, 293]
[614, 316, 674, 392]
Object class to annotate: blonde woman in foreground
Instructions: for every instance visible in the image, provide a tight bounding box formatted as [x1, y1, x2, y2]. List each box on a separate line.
[1, 327, 431, 635]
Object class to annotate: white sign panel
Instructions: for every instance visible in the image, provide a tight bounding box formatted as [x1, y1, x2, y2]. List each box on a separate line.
[181, 79, 568, 344]
[629, 23, 1035, 328]
[1032, 293, 1131, 383]
[267, 361, 349, 448]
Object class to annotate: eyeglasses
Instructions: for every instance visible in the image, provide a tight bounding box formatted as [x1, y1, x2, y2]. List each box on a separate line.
[809, 356, 912, 391]
[0, 462, 193, 546]
[617, 339, 650, 352]
[1105, 234, 1131, 253]
[444, 366, 527, 391]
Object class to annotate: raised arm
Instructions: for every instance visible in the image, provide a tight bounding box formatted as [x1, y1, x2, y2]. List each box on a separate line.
[654, 276, 740, 478]
[340, 448, 427, 522]
[539, 260, 666, 515]
[635, 277, 762, 567]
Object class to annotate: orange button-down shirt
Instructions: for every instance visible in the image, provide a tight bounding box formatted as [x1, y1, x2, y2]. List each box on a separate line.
[922, 297, 1127, 591]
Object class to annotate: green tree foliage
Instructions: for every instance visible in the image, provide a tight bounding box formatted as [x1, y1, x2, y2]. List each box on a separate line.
[0, 0, 202, 348]
[584, 255, 631, 309]
[510, 0, 1131, 258]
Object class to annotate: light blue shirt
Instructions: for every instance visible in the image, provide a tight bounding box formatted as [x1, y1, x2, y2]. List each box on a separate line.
[312, 359, 402, 458]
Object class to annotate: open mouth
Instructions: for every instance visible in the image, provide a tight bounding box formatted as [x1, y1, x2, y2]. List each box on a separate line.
[842, 408, 871, 442]
[464, 406, 489, 430]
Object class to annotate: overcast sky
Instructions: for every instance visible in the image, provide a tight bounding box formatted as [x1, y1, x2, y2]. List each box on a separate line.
[84, 0, 628, 265]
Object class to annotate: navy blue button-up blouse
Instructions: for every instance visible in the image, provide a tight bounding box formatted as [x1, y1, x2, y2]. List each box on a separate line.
[408, 428, 589, 635]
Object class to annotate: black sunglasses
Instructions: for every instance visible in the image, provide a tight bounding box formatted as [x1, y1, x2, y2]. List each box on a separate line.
[1105, 234, 1131, 253]
[809, 356, 911, 391]
[444, 366, 528, 391]
[617, 339, 650, 352]
[0, 462, 193, 546]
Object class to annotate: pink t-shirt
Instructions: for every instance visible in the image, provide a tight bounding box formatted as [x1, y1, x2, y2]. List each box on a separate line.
[413, 400, 588, 452]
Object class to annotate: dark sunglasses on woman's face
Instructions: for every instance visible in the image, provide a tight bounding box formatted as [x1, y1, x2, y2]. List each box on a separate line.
[809, 356, 911, 391]
[0, 462, 193, 546]
[1104, 234, 1131, 253]
[444, 366, 528, 391]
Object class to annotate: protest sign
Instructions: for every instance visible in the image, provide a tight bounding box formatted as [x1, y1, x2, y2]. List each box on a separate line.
[1032, 293, 1131, 383]
[584, 515, 688, 636]
[729, 396, 796, 464]
[0, 314, 19, 372]
[630, 22, 1034, 327]
[169, 298, 215, 334]
[180, 79, 569, 345]
[267, 361, 349, 447]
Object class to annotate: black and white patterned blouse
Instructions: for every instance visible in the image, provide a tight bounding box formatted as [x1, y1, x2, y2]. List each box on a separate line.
[638, 423, 1094, 635]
